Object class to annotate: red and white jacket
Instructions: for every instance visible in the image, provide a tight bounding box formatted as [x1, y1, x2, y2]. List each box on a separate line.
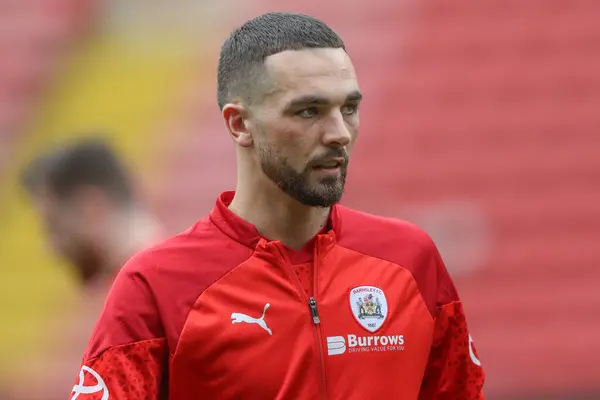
[71, 191, 485, 399]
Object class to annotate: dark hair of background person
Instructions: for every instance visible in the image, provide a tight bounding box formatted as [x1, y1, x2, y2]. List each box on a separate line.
[20, 138, 133, 204]
[20, 149, 62, 197]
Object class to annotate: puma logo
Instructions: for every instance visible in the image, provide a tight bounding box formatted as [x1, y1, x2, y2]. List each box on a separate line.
[231, 303, 272, 335]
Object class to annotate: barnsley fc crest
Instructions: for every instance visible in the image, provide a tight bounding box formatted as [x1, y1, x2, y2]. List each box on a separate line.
[349, 286, 388, 333]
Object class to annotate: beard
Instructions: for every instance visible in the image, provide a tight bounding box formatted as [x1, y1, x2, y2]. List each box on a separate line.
[258, 144, 349, 207]
[65, 242, 105, 284]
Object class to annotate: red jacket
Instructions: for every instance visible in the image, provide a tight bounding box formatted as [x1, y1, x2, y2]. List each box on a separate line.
[71, 191, 485, 399]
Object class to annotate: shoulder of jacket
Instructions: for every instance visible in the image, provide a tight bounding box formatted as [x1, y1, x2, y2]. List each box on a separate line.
[121, 216, 249, 277]
[336, 205, 435, 252]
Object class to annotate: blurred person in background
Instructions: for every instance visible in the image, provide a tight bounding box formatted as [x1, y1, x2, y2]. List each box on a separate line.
[4, 137, 163, 399]
[20, 137, 164, 288]
[70, 12, 484, 399]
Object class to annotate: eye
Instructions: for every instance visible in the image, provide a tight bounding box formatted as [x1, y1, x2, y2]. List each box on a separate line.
[341, 104, 359, 115]
[296, 107, 319, 118]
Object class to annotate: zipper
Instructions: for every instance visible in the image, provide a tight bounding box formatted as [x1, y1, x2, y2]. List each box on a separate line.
[308, 296, 328, 400]
[274, 244, 328, 400]
[311, 240, 328, 400]
[309, 297, 321, 324]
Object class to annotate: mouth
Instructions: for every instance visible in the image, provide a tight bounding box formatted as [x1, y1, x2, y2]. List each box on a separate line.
[312, 158, 345, 170]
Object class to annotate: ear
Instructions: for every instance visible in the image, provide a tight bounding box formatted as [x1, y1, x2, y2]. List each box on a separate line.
[222, 103, 253, 147]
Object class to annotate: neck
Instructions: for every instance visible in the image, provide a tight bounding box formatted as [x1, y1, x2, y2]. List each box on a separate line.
[106, 207, 163, 271]
[230, 170, 330, 250]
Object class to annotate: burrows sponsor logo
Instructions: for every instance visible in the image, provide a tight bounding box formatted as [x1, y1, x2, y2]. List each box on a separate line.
[326, 334, 405, 356]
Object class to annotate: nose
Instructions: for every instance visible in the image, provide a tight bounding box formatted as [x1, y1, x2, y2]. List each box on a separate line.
[322, 111, 352, 147]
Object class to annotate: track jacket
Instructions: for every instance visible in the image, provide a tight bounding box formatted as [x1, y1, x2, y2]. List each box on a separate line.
[70, 191, 485, 399]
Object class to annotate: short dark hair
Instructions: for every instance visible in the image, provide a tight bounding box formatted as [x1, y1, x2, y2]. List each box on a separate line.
[21, 149, 62, 196]
[21, 138, 133, 204]
[217, 12, 345, 109]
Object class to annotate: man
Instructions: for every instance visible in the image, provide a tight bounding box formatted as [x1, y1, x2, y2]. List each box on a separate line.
[72, 13, 485, 399]
[7, 138, 163, 399]
[21, 138, 163, 286]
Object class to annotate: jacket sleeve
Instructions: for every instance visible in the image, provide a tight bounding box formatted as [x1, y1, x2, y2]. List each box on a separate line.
[418, 252, 485, 400]
[69, 257, 169, 399]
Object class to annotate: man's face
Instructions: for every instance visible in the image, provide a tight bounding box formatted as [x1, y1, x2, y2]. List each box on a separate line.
[33, 190, 104, 283]
[248, 48, 361, 207]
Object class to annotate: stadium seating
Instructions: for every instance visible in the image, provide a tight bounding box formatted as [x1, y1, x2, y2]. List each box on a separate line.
[0, 0, 97, 171]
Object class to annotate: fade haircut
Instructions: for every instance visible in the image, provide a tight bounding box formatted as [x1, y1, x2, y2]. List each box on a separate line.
[217, 12, 345, 110]
[21, 138, 134, 204]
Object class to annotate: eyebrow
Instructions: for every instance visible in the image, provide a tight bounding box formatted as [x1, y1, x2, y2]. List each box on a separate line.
[346, 90, 363, 103]
[285, 90, 363, 109]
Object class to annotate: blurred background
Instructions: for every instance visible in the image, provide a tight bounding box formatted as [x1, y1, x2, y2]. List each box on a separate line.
[0, 0, 599, 399]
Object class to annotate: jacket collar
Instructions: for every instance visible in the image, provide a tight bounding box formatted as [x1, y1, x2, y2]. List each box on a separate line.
[209, 191, 341, 250]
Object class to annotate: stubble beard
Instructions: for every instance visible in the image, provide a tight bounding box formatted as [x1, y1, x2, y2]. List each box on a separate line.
[258, 144, 348, 208]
